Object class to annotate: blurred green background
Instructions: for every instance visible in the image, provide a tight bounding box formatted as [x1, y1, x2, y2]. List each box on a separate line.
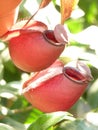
[0, 0, 98, 130]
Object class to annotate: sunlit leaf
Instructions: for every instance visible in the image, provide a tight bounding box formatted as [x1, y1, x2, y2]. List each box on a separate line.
[1, 117, 26, 130]
[55, 119, 98, 130]
[78, 0, 98, 25]
[0, 123, 15, 130]
[72, 26, 98, 49]
[0, 81, 21, 99]
[60, 46, 84, 61]
[60, 0, 79, 24]
[69, 98, 90, 118]
[0, 105, 11, 116]
[22, 108, 42, 124]
[27, 111, 74, 130]
[86, 112, 98, 126]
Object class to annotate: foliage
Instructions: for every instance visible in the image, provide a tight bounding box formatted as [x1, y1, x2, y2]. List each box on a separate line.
[0, 0, 98, 130]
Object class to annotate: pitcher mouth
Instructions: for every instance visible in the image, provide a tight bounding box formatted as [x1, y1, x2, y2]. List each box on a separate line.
[43, 30, 67, 46]
[63, 67, 93, 84]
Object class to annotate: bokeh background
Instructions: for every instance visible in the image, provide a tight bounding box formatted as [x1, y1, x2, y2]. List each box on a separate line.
[0, 0, 98, 130]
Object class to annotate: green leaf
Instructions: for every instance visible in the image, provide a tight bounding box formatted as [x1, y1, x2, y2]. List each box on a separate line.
[87, 79, 98, 109]
[69, 97, 91, 118]
[1, 117, 26, 130]
[0, 61, 4, 80]
[79, 0, 98, 25]
[0, 82, 21, 99]
[0, 123, 15, 130]
[55, 119, 98, 130]
[52, 0, 60, 12]
[27, 111, 74, 130]
[3, 60, 21, 82]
